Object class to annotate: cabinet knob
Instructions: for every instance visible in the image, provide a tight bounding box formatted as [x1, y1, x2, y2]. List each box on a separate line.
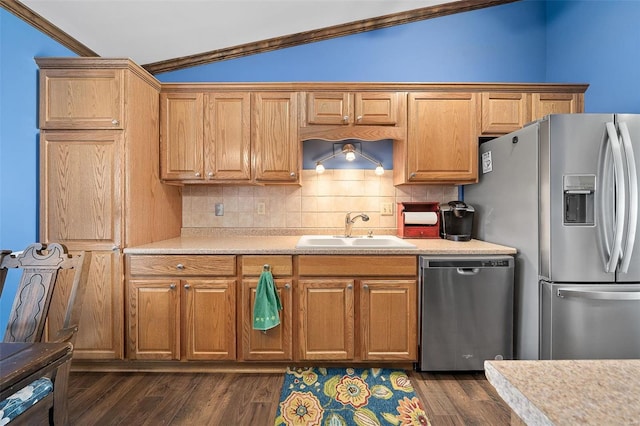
[284, 283, 291, 290]
[111, 119, 119, 126]
[207, 171, 214, 178]
[347, 284, 353, 290]
[343, 115, 349, 123]
[184, 284, 191, 289]
[363, 284, 369, 290]
[289, 172, 296, 178]
[176, 263, 185, 270]
[409, 172, 417, 179]
[170, 283, 176, 289]
[356, 115, 363, 122]
[195, 172, 201, 177]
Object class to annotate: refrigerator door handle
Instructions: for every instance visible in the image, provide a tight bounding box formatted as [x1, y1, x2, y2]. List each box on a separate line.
[605, 122, 626, 273]
[597, 126, 614, 267]
[619, 122, 638, 273]
[557, 288, 640, 301]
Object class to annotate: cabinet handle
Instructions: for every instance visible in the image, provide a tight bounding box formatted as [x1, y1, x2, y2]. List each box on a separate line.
[195, 172, 201, 177]
[409, 172, 417, 179]
[356, 115, 362, 122]
[363, 284, 369, 290]
[169, 283, 176, 289]
[176, 263, 185, 270]
[207, 171, 214, 178]
[284, 283, 291, 290]
[343, 115, 349, 123]
[347, 284, 353, 289]
[184, 284, 190, 289]
[111, 119, 119, 126]
[289, 172, 296, 178]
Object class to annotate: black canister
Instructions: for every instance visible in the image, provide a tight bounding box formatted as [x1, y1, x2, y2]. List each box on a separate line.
[440, 201, 475, 241]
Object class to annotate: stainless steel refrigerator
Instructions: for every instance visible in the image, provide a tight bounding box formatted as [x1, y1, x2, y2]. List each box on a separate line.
[464, 114, 640, 360]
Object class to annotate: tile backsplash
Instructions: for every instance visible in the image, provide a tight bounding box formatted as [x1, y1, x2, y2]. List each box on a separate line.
[182, 169, 458, 235]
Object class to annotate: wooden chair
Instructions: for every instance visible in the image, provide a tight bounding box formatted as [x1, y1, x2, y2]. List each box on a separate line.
[0, 243, 91, 425]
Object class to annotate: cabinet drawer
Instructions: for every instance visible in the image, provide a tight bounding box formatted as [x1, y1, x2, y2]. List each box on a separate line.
[241, 255, 292, 276]
[128, 255, 236, 276]
[298, 256, 416, 277]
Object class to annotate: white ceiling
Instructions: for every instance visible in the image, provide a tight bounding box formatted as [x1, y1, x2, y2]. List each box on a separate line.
[21, 0, 455, 66]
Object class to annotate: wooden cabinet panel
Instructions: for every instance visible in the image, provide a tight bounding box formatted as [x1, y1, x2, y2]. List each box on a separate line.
[354, 92, 399, 125]
[298, 279, 355, 360]
[531, 93, 581, 121]
[304, 92, 400, 126]
[404, 92, 479, 184]
[305, 92, 350, 125]
[128, 255, 236, 277]
[128, 279, 180, 360]
[40, 130, 122, 251]
[360, 279, 417, 361]
[481, 92, 529, 135]
[39, 68, 124, 129]
[241, 255, 293, 276]
[204, 93, 251, 181]
[241, 278, 293, 361]
[252, 92, 300, 183]
[298, 255, 416, 276]
[183, 279, 236, 360]
[160, 92, 204, 180]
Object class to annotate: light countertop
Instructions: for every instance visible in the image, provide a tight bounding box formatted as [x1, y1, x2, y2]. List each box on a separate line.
[485, 359, 640, 425]
[124, 235, 516, 255]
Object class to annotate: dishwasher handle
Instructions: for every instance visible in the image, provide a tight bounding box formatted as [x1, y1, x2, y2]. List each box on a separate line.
[456, 268, 480, 275]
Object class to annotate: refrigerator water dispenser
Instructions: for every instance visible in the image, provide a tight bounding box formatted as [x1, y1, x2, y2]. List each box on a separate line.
[563, 175, 595, 226]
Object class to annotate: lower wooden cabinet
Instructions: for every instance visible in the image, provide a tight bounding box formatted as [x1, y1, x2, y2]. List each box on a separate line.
[297, 255, 418, 362]
[127, 278, 236, 360]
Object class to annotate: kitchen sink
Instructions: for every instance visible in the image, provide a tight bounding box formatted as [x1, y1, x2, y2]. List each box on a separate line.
[295, 235, 417, 249]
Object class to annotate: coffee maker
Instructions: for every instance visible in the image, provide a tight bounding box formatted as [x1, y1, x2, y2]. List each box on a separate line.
[440, 201, 475, 241]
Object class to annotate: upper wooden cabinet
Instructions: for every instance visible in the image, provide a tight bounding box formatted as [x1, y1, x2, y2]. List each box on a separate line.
[396, 92, 479, 185]
[304, 92, 400, 126]
[481, 91, 585, 136]
[252, 92, 300, 183]
[160, 89, 299, 184]
[481, 92, 529, 135]
[160, 92, 204, 180]
[531, 92, 582, 121]
[39, 68, 124, 129]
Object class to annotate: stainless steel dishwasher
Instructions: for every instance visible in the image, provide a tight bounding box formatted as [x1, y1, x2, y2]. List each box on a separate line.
[418, 255, 514, 371]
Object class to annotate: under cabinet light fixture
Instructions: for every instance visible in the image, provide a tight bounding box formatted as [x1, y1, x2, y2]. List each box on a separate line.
[315, 142, 384, 175]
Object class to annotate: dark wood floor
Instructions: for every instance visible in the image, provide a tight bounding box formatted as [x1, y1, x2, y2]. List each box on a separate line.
[68, 370, 511, 425]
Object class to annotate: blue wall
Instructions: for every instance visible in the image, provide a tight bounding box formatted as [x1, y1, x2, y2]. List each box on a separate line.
[1, 0, 640, 328]
[0, 9, 75, 328]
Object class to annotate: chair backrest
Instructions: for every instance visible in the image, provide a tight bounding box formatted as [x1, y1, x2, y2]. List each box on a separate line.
[1, 243, 90, 344]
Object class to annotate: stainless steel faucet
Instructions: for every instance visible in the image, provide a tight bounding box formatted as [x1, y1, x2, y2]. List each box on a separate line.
[344, 212, 370, 237]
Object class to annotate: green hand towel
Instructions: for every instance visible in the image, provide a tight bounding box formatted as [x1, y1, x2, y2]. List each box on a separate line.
[253, 269, 282, 331]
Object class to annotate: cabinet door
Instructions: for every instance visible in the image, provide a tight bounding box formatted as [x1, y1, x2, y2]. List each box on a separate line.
[128, 279, 180, 360]
[354, 92, 399, 125]
[531, 93, 581, 121]
[40, 130, 122, 251]
[160, 92, 204, 180]
[306, 92, 350, 125]
[298, 279, 354, 360]
[407, 92, 479, 183]
[48, 249, 123, 360]
[481, 92, 529, 135]
[252, 92, 299, 183]
[183, 279, 236, 360]
[360, 279, 417, 361]
[241, 278, 293, 361]
[204, 93, 251, 181]
[39, 68, 124, 129]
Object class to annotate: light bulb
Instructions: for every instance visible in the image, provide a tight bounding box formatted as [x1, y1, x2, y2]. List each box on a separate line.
[315, 162, 325, 174]
[345, 151, 356, 162]
[375, 164, 384, 176]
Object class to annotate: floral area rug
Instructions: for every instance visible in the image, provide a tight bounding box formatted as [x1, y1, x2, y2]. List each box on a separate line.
[274, 367, 430, 426]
